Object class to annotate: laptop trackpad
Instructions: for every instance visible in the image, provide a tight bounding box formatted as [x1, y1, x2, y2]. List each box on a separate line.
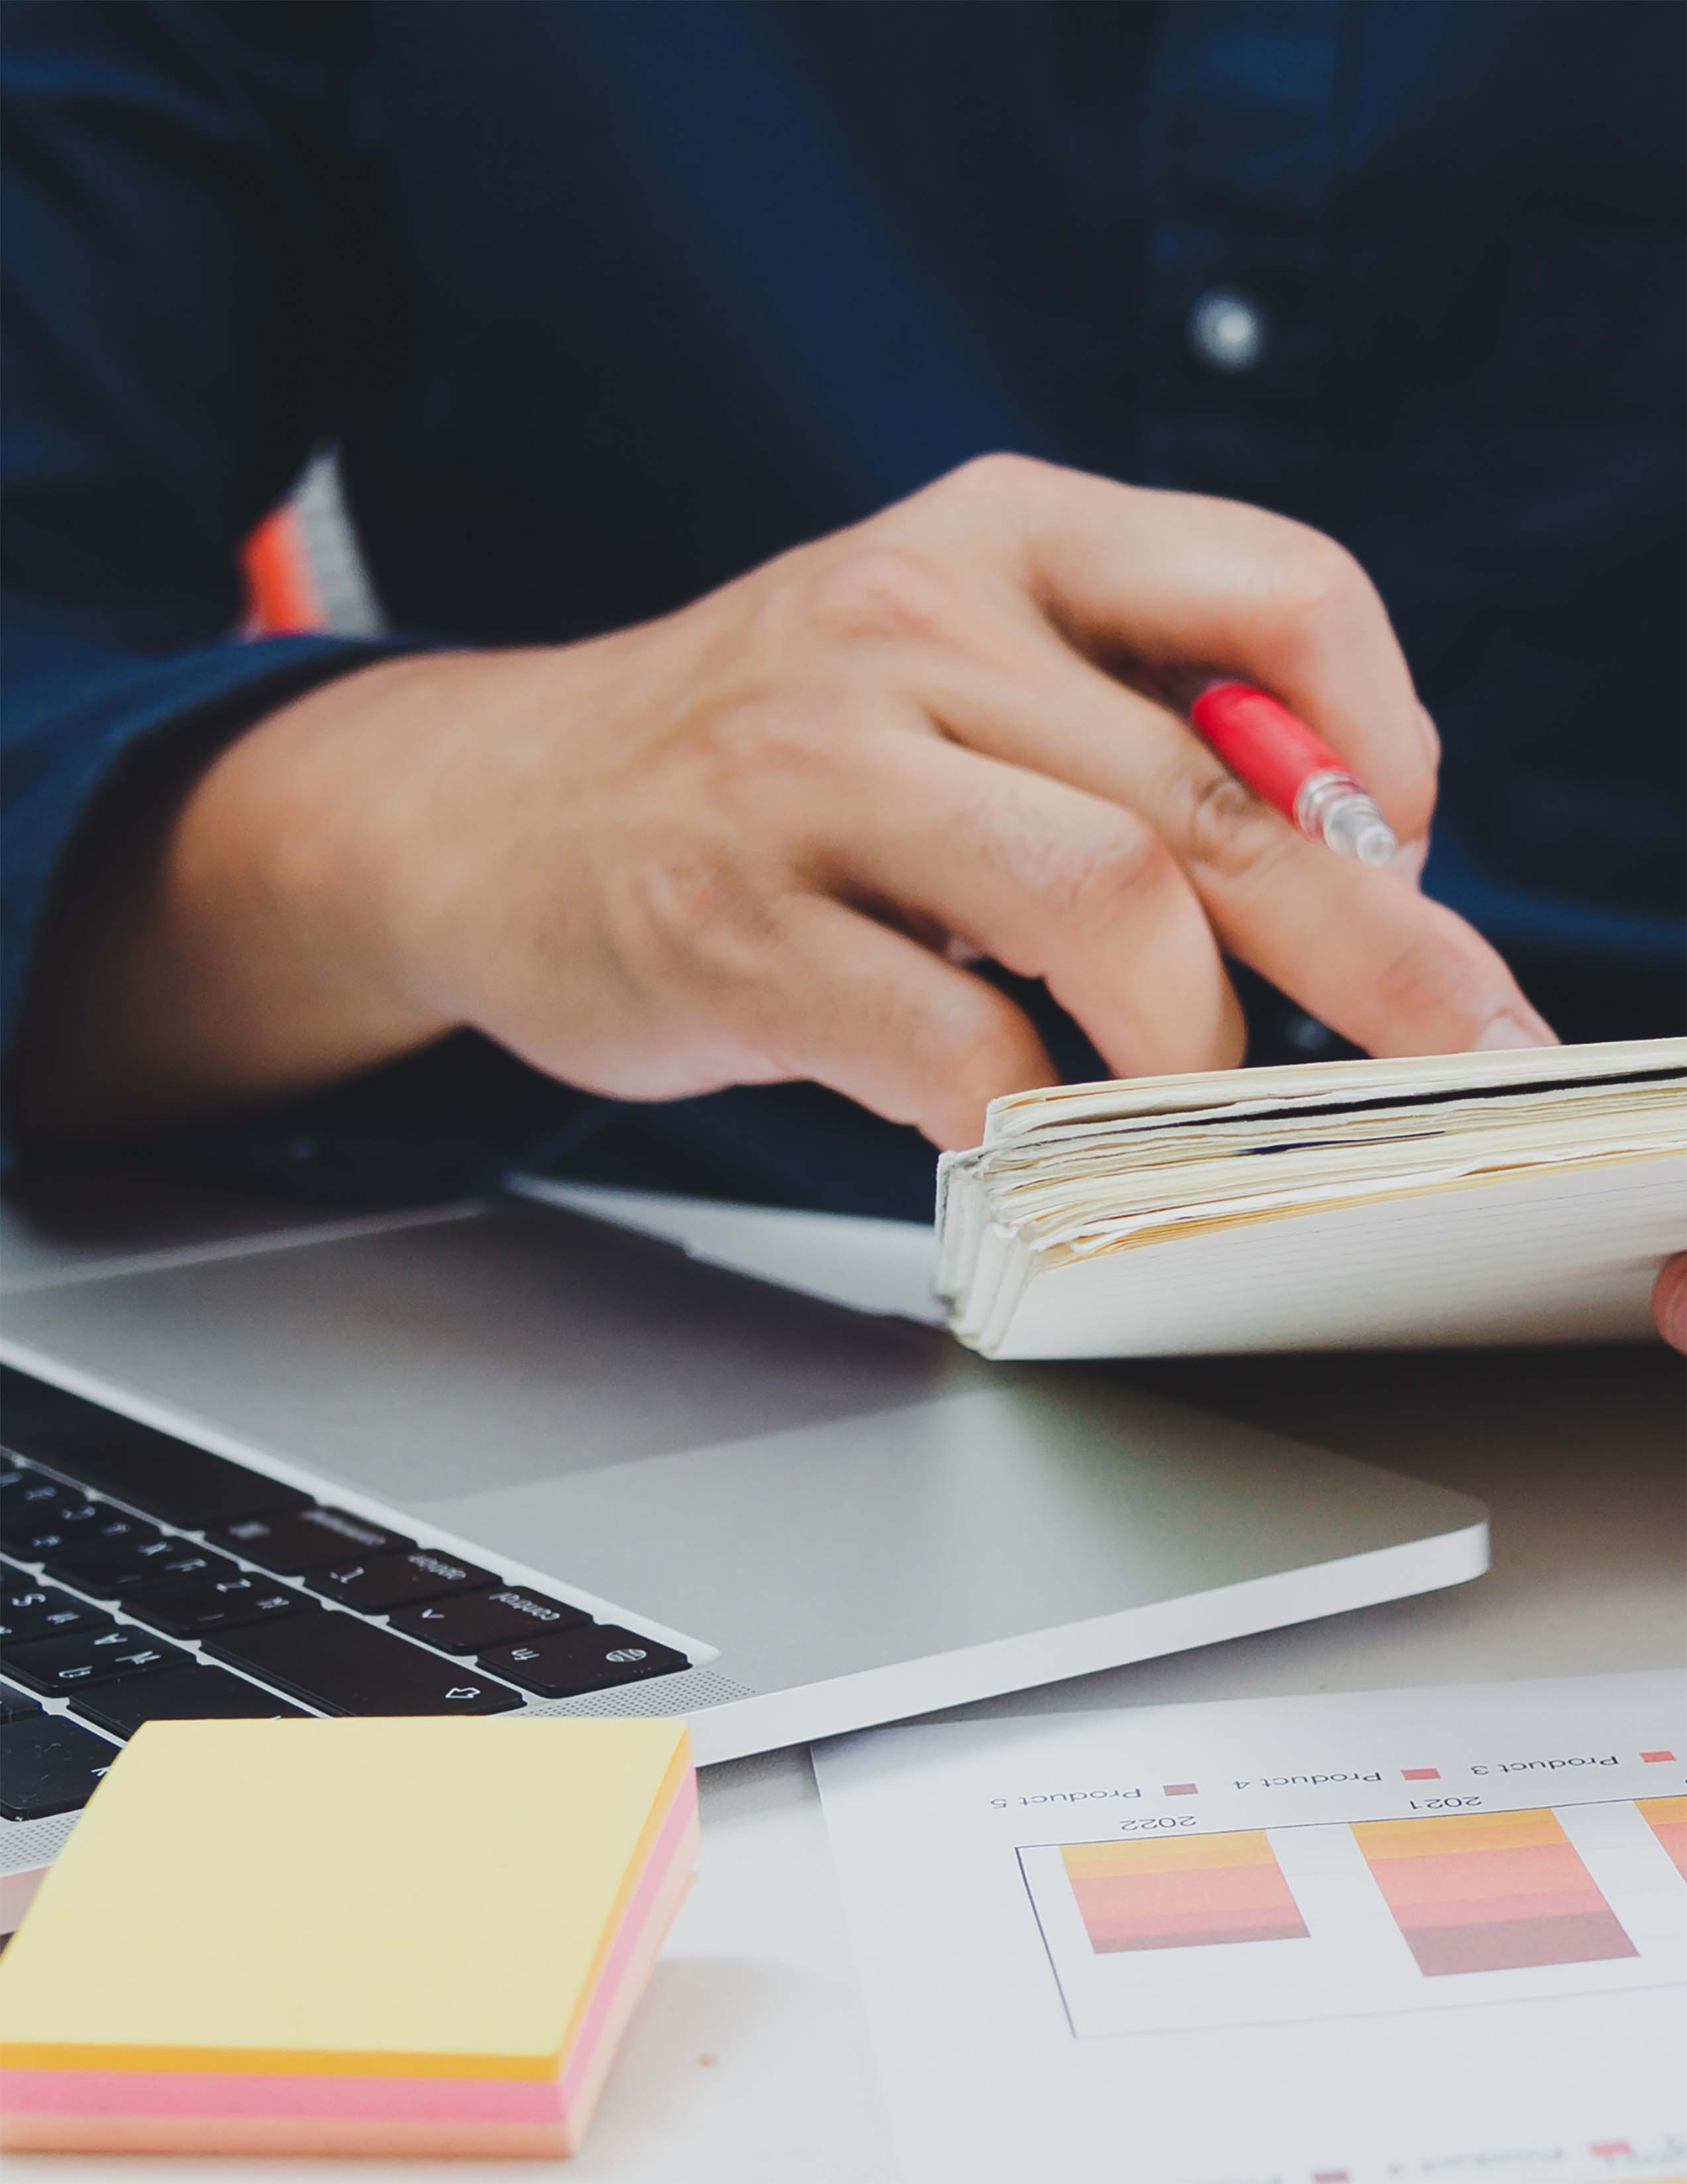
[0, 1199, 965, 1505]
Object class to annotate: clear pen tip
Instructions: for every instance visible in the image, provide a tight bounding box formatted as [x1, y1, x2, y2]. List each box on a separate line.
[1320, 792, 1398, 866]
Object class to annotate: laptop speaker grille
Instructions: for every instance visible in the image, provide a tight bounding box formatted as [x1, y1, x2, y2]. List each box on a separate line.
[524, 1667, 758, 1717]
[4, 1806, 83, 1869]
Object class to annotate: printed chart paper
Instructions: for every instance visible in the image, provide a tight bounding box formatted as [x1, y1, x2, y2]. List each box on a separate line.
[813, 1672, 1686, 2184]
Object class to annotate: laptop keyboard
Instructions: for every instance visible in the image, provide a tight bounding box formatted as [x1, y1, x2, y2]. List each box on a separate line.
[0, 1368, 691, 1826]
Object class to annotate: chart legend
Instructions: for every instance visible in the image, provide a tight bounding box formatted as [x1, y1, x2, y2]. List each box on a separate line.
[1351, 1808, 1637, 1976]
[1061, 1831, 1309, 1955]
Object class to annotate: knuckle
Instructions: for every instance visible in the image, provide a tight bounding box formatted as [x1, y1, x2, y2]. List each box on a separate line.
[700, 692, 837, 784]
[1032, 817, 1170, 928]
[1267, 533, 1373, 634]
[924, 986, 1039, 1099]
[797, 546, 956, 646]
[626, 847, 782, 982]
[1370, 918, 1502, 1036]
[942, 450, 1050, 503]
[628, 849, 744, 943]
[1178, 768, 1291, 882]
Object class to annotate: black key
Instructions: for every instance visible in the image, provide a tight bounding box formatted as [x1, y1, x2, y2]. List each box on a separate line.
[1, 1577, 105, 1644]
[0, 1473, 70, 1519]
[1, 1366, 313, 1528]
[3, 1489, 99, 1555]
[389, 1585, 590, 1654]
[127, 1570, 311, 1638]
[70, 1665, 308, 1737]
[0, 1457, 33, 1493]
[0, 1712, 119, 1820]
[40, 1518, 178, 1595]
[4, 1484, 105, 1535]
[0, 1679, 42, 1722]
[113, 1547, 240, 1603]
[3, 1624, 189, 1694]
[478, 1624, 690, 1699]
[209, 1506, 415, 1576]
[205, 1612, 522, 1716]
[309, 1547, 498, 1614]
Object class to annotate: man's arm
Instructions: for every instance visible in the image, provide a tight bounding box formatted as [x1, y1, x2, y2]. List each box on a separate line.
[17, 458, 1558, 1150]
[1, 0, 421, 1127]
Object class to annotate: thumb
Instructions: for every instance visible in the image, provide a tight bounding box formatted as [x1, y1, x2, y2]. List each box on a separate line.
[1651, 1255, 1687, 1354]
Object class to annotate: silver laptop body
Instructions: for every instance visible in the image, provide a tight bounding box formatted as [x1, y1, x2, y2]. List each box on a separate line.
[0, 1172, 1486, 1922]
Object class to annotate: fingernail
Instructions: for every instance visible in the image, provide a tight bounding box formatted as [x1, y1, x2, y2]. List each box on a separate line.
[1388, 835, 1429, 888]
[1473, 1009, 1559, 1051]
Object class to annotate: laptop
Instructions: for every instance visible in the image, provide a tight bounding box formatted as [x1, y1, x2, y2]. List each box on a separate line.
[0, 1167, 1487, 1928]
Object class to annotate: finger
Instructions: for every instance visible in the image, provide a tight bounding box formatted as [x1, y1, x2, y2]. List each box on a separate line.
[1653, 1255, 1687, 1353]
[911, 641, 1555, 1060]
[916, 458, 1438, 842]
[808, 727, 1245, 1081]
[747, 894, 1056, 1150]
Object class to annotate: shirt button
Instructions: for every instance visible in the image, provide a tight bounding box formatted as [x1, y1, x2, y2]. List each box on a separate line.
[1188, 289, 1267, 373]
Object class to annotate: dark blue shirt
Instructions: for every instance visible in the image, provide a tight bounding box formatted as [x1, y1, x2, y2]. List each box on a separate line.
[4, 1, 1683, 1215]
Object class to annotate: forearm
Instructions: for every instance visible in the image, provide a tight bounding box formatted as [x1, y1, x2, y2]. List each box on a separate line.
[16, 462, 1561, 1159]
[13, 655, 462, 1137]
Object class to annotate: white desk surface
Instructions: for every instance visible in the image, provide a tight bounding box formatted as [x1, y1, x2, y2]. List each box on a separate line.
[4, 1182, 1682, 2184]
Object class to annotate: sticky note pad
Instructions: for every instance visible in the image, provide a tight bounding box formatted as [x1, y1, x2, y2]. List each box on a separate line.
[0, 1715, 696, 2156]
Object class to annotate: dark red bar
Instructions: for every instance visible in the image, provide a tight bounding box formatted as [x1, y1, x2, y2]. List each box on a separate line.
[1405, 1909, 1637, 1977]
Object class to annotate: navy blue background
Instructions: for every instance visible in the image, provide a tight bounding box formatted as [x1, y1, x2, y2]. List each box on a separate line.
[4, 2, 1682, 1214]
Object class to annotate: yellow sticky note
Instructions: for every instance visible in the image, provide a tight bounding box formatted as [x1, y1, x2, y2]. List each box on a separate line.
[0, 1715, 693, 2081]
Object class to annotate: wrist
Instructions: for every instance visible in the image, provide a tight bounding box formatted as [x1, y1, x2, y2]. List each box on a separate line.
[170, 653, 466, 1065]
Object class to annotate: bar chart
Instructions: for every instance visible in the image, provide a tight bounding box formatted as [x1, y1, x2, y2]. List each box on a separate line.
[1350, 1808, 1638, 1975]
[1061, 1832, 1309, 1953]
[815, 1672, 1687, 2184]
[1021, 1791, 1687, 2038]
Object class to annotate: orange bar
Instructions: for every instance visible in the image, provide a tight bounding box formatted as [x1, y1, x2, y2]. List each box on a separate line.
[1070, 1866, 1306, 1919]
[1062, 1831, 1277, 1878]
[1352, 1809, 1564, 1859]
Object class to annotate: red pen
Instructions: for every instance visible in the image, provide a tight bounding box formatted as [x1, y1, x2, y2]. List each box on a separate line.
[1181, 678, 1399, 867]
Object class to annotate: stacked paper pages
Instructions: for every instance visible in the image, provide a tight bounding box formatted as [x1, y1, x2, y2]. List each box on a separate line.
[0, 1715, 697, 2156]
[937, 1036, 1687, 1358]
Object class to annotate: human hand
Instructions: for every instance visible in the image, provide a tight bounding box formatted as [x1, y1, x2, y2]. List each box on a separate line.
[26, 457, 1555, 1147]
[1653, 1257, 1687, 1353]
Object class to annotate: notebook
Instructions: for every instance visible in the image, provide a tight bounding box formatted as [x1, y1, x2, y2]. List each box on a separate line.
[936, 1036, 1687, 1359]
[0, 1715, 697, 2157]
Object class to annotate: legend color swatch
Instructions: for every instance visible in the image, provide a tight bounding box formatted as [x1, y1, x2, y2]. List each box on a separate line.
[1351, 1808, 1637, 1977]
[1061, 1830, 1309, 1954]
